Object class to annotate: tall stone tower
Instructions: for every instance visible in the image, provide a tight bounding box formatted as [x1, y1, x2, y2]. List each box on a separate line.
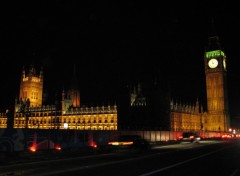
[19, 65, 44, 107]
[204, 36, 230, 132]
[67, 65, 80, 107]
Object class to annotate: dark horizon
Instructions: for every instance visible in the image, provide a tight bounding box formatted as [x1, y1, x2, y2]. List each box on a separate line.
[1, 1, 240, 118]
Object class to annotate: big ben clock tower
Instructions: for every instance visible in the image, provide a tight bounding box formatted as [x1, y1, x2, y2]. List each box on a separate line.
[204, 36, 230, 132]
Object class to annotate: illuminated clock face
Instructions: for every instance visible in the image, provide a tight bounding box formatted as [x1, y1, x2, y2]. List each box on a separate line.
[223, 58, 226, 69]
[208, 58, 218, 68]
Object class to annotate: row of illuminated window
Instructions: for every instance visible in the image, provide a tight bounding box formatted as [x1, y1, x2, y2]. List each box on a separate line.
[62, 115, 115, 122]
[31, 92, 38, 100]
[31, 78, 41, 82]
[62, 119, 115, 124]
[16, 112, 61, 117]
[23, 77, 41, 82]
[15, 111, 116, 117]
[65, 106, 117, 114]
[65, 110, 117, 114]
[0, 121, 7, 124]
[64, 126, 117, 130]
[28, 107, 57, 111]
[14, 119, 116, 124]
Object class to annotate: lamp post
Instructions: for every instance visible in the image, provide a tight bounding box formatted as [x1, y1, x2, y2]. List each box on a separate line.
[219, 126, 221, 138]
[21, 99, 30, 151]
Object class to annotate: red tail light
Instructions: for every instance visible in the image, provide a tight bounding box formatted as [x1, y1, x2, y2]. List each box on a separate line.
[29, 146, 37, 152]
[55, 145, 61, 151]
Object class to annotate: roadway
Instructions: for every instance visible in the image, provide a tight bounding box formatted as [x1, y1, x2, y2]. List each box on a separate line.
[0, 139, 239, 176]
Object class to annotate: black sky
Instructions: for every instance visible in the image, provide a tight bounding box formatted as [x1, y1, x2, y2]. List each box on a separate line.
[1, 1, 240, 117]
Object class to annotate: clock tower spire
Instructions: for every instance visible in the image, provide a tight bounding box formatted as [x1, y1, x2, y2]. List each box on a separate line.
[204, 35, 230, 132]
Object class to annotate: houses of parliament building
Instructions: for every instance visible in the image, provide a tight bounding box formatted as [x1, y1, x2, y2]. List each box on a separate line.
[171, 34, 230, 132]
[0, 34, 231, 132]
[0, 65, 118, 131]
[125, 34, 230, 132]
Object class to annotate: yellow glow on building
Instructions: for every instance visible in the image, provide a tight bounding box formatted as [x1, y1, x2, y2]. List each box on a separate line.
[11, 65, 118, 131]
[19, 66, 43, 107]
[0, 113, 7, 128]
[13, 106, 117, 130]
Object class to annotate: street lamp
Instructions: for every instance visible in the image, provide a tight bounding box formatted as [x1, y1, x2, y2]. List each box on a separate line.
[64, 122, 68, 129]
[20, 98, 30, 151]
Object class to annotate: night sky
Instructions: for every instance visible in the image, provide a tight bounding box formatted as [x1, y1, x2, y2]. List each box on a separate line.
[1, 1, 240, 117]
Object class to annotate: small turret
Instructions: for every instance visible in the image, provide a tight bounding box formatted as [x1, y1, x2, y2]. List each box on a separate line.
[61, 89, 65, 115]
[29, 65, 34, 77]
[21, 66, 25, 81]
[137, 82, 141, 94]
[39, 66, 44, 81]
[67, 65, 81, 107]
